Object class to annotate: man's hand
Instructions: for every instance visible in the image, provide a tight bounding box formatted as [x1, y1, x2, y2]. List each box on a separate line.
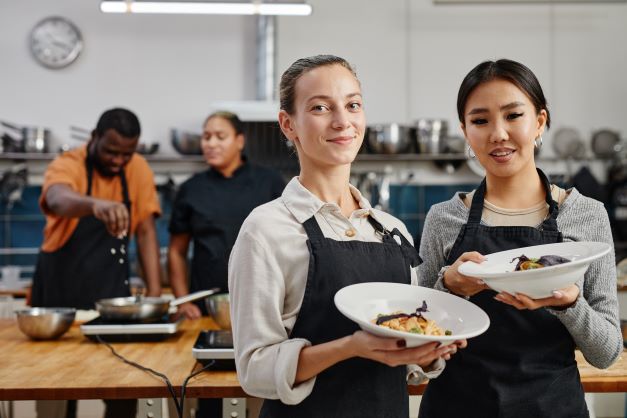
[92, 199, 129, 237]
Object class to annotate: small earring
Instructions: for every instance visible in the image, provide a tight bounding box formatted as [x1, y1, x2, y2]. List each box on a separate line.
[466, 145, 476, 159]
[534, 135, 543, 149]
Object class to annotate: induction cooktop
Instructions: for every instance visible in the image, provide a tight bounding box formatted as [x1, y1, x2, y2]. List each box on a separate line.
[80, 316, 183, 342]
[192, 330, 235, 369]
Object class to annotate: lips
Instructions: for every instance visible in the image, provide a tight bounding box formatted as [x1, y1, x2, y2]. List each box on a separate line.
[488, 148, 516, 163]
[327, 135, 354, 145]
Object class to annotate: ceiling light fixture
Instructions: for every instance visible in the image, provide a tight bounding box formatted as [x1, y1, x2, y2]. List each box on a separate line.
[100, 1, 313, 15]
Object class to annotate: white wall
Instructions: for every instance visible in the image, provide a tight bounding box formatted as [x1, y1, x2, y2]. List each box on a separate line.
[1, 0, 626, 155]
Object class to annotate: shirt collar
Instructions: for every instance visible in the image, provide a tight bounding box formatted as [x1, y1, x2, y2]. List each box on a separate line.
[207, 159, 249, 179]
[281, 177, 373, 224]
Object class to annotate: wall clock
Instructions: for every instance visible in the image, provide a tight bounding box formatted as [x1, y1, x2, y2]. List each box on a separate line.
[30, 16, 83, 69]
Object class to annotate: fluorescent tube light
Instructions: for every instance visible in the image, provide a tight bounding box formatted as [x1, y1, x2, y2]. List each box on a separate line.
[100, 1, 312, 15]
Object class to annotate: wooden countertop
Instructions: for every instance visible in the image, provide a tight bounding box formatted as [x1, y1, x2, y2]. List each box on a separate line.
[1, 317, 626, 401]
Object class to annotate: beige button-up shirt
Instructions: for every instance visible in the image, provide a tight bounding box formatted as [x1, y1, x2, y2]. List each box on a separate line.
[228, 177, 442, 405]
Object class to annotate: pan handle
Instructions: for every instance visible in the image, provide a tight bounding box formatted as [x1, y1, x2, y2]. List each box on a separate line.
[170, 288, 220, 307]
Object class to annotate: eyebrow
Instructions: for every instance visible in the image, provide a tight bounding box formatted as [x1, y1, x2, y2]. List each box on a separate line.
[306, 93, 362, 103]
[467, 101, 525, 116]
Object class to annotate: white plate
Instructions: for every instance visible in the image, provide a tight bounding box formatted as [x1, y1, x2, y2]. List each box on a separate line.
[458, 241, 611, 298]
[334, 282, 489, 348]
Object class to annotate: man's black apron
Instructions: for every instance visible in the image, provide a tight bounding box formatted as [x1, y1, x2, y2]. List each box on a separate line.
[419, 169, 588, 418]
[260, 214, 422, 418]
[31, 157, 131, 309]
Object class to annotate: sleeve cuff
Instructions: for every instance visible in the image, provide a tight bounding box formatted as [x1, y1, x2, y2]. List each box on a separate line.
[274, 338, 316, 405]
[406, 358, 445, 385]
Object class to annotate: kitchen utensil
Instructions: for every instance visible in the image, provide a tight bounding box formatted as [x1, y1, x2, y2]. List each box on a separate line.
[136, 143, 159, 155]
[96, 288, 219, 323]
[366, 124, 413, 154]
[171, 129, 202, 155]
[416, 119, 448, 154]
[458, 241, 611, 298]
[591, 129, 622, 158]
[334, 282, 489, 348]
[15, 307, 76, 340]
[205, 293, 231, 330]
[1, 121, 51, 153]
[552, 127, 585, 159]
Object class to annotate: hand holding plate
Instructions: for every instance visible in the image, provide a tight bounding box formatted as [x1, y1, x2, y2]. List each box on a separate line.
[494, 284, 580, 310]
[444, 251, 490, 297]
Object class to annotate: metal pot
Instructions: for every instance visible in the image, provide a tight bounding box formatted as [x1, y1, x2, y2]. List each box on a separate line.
[416, 119, 448, 155]
[366, 124, 413, 154]
[96, 288, 219, 323]
[1, 121, 50, 153]
[171, 129, 202, 155]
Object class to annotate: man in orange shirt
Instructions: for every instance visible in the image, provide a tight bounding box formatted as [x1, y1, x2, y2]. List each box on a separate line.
[31, 107, 162, 309]
[31, 107, 162, 417]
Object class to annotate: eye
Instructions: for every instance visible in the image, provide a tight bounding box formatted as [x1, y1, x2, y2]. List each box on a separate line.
[470, 118, 487, 125]
[348, 102, 362, 111]
[507, 112, 524, 120]
[311, 104, 329, 112]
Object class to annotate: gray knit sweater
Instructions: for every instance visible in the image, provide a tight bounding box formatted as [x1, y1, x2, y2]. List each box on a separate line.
[418, 188, 622, 369]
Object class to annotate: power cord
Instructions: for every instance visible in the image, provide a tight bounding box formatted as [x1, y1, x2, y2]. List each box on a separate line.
[95, 335, 216, 418]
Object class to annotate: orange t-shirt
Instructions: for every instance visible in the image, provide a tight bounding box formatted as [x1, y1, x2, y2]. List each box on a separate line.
[40, 145, 162, 252]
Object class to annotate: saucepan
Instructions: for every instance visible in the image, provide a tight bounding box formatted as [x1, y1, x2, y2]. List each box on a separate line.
[95, 288, 219, 323]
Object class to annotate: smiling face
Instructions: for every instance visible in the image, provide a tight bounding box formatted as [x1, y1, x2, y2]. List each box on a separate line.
[278, 64, 365, 170]
[462, 78, 547, 179]
[91, 129, 138, 177]
[201, 116, 244, 174]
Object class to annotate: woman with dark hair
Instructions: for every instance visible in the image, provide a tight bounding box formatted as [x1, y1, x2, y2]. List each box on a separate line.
[168, 110, 285, 320]
[417, 59, 621, 418]
[229, 55, 463, 418]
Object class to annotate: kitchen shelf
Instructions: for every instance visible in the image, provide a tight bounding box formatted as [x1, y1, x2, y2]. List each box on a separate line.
[0, 152, 205, 162]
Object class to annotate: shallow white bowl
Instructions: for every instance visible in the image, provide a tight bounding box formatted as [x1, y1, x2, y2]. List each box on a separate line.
[458, 241, 612, 298]
[334, 282, 490, 348]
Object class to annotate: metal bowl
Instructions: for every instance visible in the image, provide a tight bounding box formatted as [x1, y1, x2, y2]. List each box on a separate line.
[15, 307, 76, 340]
[366, 124, 414, 154]
[205, 293, 231, 330]
[171, 129, 202, 155]
[136, 142, 159, 155]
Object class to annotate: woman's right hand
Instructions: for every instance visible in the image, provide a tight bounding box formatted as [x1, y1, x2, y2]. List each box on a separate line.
[442, 251, 489, 297]
[348, 331, 457, 368]
[175, 302, 202, 320]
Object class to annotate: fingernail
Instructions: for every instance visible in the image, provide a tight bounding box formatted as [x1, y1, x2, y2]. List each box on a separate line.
[396, 339, 406, 348]
[552, 291, 563, 298]
[477, 279, 485, 285]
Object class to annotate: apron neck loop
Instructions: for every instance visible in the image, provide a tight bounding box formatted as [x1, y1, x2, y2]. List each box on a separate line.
[468, 168, 560, 230]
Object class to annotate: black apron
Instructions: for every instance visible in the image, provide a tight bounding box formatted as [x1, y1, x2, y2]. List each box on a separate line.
[260, 214, 422, 418]
[31, 157, 131, 310]
[419, 169, 588, 418]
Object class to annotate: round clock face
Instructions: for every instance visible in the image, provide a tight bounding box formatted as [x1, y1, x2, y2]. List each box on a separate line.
[30, 16, 83, 69]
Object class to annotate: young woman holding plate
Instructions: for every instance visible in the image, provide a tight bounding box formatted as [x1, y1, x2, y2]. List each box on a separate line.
[417, 59, 621, 418]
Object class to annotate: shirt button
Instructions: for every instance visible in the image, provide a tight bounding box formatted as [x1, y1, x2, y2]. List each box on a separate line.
[345, 229, 356, 238]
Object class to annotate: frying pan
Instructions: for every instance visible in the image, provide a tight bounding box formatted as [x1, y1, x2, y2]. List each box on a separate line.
[96, 288, 219, 322]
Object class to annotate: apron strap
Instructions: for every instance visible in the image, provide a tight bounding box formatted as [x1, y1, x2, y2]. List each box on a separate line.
[468, 168, 560, 231]
[302, 216, 325, 241]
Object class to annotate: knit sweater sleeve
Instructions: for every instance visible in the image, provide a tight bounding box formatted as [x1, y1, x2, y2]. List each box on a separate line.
[548, 191, 622, 369]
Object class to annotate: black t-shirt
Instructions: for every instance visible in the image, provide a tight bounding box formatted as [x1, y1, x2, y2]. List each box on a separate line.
[169, 163, 286, 296]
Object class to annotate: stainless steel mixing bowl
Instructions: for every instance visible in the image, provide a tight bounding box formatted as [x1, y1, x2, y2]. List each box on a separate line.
[205, 293, 231, 330]
[15, 307, 76, 340]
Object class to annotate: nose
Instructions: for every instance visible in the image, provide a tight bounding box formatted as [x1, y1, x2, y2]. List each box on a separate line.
[331, 108, 351, 130]
[488, 120, 508, 143]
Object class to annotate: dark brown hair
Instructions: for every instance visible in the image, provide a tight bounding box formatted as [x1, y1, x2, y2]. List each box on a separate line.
[279, 54, 358, 114]
[457, 59, 551, 129]
[205, 111, 244, 135]
[95, 107, 141, 138]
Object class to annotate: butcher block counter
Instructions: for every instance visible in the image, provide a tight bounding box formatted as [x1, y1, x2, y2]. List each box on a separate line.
[0, 317, 626, 402]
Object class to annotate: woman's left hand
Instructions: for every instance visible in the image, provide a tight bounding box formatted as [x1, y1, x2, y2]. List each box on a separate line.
[494, 284, 579, 310]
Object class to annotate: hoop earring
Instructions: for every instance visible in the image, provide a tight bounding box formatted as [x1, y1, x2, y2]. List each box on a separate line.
[534, 135, 543, 149]
[466, 145, 476, 159]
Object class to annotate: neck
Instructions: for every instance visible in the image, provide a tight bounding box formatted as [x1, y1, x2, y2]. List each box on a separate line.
[484, 165, 546, 209]
[298, 162, 358, 218]
[215, 157, 243, 178]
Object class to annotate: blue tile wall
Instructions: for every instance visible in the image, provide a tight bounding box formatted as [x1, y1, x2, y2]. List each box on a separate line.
[386, 183, 480, 244]
[2, 183, 481, 278]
